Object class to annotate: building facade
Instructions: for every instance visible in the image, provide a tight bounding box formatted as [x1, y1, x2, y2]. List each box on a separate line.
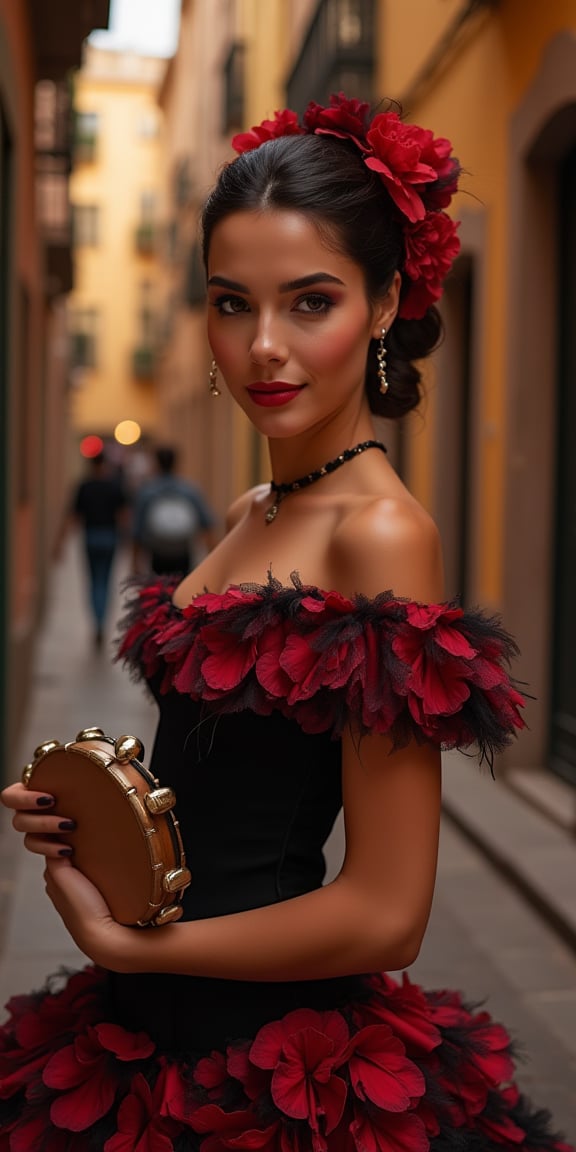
[156, 0, 576, 788]
[0, 0, 110, 779]
[68, 44, 165, 454]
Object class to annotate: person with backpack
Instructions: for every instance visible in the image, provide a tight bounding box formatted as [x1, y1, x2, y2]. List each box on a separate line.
[131, 445, 217, 574]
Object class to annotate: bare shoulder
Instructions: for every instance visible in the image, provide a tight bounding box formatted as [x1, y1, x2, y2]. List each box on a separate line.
[225, 484, 269, 532]
[332, 495, 444, 602]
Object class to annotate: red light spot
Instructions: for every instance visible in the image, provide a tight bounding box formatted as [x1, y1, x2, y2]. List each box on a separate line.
[80, 435, 104, 458]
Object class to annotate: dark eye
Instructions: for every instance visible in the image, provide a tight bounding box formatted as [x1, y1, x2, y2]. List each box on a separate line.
[294, 294, 333, 314]
[214, 295, 249, 315]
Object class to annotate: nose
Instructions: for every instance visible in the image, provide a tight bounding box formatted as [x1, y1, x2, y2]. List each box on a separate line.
[249, 311, 289, 366]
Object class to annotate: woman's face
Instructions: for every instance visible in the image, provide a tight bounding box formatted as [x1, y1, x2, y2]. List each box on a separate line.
[206, 209, 392, 438]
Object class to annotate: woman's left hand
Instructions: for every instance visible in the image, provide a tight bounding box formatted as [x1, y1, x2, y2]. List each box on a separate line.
[44, 858, 133, 970]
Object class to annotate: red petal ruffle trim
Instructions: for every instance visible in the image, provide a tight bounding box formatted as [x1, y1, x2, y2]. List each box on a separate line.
[0, 967, 571, 1152]
[116, 574, 526, 768]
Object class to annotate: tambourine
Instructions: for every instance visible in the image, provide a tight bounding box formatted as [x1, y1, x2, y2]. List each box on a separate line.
[22, 728, 191, 927]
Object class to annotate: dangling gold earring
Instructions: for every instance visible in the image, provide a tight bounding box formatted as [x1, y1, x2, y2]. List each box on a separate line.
[377, 328, 388, 395]
[209, 359, 221, 397]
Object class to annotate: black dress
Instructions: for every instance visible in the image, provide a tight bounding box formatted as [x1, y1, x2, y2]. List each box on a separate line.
[0, 575, 572, 1152]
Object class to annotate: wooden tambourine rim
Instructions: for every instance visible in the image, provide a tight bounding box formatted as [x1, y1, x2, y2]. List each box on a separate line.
[22, 730, 191, 927]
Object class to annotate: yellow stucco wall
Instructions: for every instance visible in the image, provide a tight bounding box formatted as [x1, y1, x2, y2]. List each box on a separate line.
[68, 46, 164, 439]
[380, 0, 576, 604]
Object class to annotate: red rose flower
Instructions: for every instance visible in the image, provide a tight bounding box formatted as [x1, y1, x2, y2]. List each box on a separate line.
[42, 1022, 155, 1131]
[232, 110, 304, 154]
[400, 212, 460, 320]
[250, 1010, 349, 1140]
[344, 1025, 425, 1111]
[364, 113, 440, 223]
[104, 1070, 179, 1152]
[349, 1107, 429, 1152]
[303, 93, 371, 152]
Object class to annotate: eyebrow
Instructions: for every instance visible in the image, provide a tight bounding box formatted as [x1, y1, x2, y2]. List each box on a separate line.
[207, 273, 345, 293]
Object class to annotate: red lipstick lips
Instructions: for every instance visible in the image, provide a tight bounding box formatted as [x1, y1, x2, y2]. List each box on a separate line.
[246, 382, 304, 407]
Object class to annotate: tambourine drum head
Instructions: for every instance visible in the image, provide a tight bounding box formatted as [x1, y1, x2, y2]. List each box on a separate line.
[30, 746, 158, 925]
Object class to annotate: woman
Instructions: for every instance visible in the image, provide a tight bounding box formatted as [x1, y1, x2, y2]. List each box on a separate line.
[0, 96, 571, 1151]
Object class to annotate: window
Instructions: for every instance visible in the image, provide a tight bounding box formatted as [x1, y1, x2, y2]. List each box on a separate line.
[138, 110, 159, 139]
[287, 0, 375, 112]
[72, 204, 99, 246]
[70, 309, 99, 369]
[74, 112, 99, 163]
[135, 192, 157, 255]
[222, 42, 245, 133]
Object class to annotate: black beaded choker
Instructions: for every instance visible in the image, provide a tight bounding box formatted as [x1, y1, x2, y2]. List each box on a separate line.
[265, 439, 387, 524]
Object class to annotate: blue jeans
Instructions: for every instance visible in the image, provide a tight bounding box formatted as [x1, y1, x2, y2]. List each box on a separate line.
[84, 528, 117, 629]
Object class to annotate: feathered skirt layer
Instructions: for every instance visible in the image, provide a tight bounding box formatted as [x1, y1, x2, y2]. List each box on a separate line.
[0, 965, 571, 1152]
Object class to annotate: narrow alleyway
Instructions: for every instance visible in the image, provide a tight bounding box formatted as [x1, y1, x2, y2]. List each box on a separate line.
[1, 539, 575, 1138]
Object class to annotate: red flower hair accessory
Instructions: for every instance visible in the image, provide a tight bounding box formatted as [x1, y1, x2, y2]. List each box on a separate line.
[231, 93, 461, 320]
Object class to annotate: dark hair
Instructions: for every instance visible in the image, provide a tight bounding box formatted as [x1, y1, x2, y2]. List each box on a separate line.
[202, 134, 443, 419]
[155, 446, 177, 474]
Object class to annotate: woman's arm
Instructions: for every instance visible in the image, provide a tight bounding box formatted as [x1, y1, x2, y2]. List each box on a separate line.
[42, 730, 440, 980]
[10, 494, 444, 980]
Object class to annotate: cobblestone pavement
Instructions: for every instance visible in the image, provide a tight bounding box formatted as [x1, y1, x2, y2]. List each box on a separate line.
[1, 541, 575, 1139]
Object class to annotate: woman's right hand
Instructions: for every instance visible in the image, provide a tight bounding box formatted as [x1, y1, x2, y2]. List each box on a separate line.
[0, 782, 75, 858]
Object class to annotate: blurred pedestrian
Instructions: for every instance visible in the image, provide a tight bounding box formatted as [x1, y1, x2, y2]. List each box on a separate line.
[56, 451, 128, 648]
[131, 444, 217, 575]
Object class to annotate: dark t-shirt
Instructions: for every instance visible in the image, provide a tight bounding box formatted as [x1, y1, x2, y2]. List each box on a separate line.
[73, 477, 126, 529]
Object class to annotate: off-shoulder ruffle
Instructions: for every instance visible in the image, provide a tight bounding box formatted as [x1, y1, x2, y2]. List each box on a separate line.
[117, 573, 526, 767]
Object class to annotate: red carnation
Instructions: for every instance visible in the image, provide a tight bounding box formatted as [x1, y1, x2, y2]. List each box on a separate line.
[349, 1107, 429, 1152]
[232, 110, 304, 154]
[400, 212, 460, 320]
[42, 1022, 155, 1131]
[104, 1070, 179, 1152]
[364, 113, 440, 223]
[303, 93, 371, 152]
[345, 1025, 425, 1111]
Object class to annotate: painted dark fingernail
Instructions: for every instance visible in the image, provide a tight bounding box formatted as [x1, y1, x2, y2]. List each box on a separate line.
[58, 847, 73, 857]
[36, 796, 54, 807]
[58, 820, 76, 831]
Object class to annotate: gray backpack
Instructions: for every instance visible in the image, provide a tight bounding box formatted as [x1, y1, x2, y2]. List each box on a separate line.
[141, 487, 199, 557]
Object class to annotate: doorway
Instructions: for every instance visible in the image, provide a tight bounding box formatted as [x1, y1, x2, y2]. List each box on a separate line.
[550, 144, 576, 784]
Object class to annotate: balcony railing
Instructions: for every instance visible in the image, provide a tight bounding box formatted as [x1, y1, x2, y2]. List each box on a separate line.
[132, 346, 157, 380]
[35, 80, 74, 295]
[135, 222, 156, 256]
[287, 0, 375, 113]
[74, 133, 98, 164]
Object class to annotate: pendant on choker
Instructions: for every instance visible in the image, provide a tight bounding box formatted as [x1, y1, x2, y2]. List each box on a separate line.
[264, 440, 387, 524]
